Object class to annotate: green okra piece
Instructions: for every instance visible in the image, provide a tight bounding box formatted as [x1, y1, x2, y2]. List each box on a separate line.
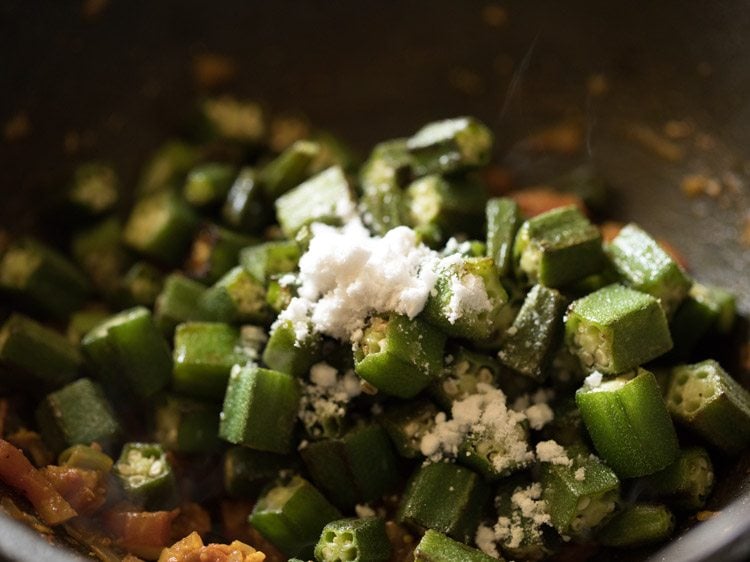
[82, 306, 172, 401]
[398, 462, 488, 543]
[113, 442, 178, 510]
[414, 529, 500, 562]
[123, 190, 199, 266]
[65, 162, 119, 218]
[698, 284, 736, 335]
[422, 256, 509, 341]
[353, 313, 446, 398]
[266, 277, 298, 313]
[240, 240, 301, 285]
[262, 320, 322, 378]
[565, 284, 673, 374]
[315, 517, 391, 562]
[552, 164, 609, 214]
[638, 446, 714, 511]
[223, 446, 295, 498]
[301, 423, 400, 509]
[222, 167, 272, 233]
[183, 162, 237, 209]
[541, 448, 620, 537]
[59, 444, 114, 473]
[259, 139, 321, 200]
[379, 398, 439, 458]
[498, 284, 567, 381]
[185, 223, 258, 284]
[606, 223, 692, 317]
[576, 368, 678, 478]
[486, 197, 521, 278]
[0, 238, 90, 320]
[0, 313, 82, 392]
[114, 261, 164, 309]
[440, 238, 486, 259]
[458, 417, 530, 481]
[153, 273, 207, 336]
[35, 378, 121, 454]
[666, 360, 750, 455]
[596, 504, 674, 548]
[71, 218, 129, 297]
[491, 479, 552, 561]
[309, 130, 361, 174]
[195, 96, 266, 145]
[275, 166, 356, 238]
[154, 395, 220, 454]
[172, 321, 256, 399]
[250, 475, 341, 559]
[66, 308, 110, 344]
[137, 139, 198, 195]
[407, 117, 493, 176]
[219, 364, 300, 454]
[198, 266, 270, 324]
[513, 205, 605, 288]
[670, 283, 736, 358]
[430, 348, 501, 409]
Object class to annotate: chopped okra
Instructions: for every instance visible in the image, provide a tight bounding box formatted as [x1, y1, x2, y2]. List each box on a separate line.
[596, 503, 675, 548]
[414, 529, 500, 562]
[259, 139, 321, 200]
[113, 442, 178, 510]
[639, 446, 714, 511]
[198, 265, 270, 324]
[314, 517, 391, 562]
[185, 223, 258, 284]
[407, 117, 493, 176]
[430, 348, 501, 408]
[486, 197, 521, 278]
[183, 162, 238, 209]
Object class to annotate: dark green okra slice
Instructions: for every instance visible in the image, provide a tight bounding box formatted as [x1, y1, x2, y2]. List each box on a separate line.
[406, 117, 493, 176]
[172, 321, 256, 399]
[113, 442, 178, 510]
[695, 283, 736, 335]
[0, 238, 90, 320]
[486, 197, 521, 278]
[666, 360, 750, 455]
[198, 266, 270, 324]
[422, 256, 509, 341]
[275, 166, 356, 238]
[223, 446, 295, 498]
[114, 261, 164, 309]
[353, 314, 446, 398]
[638, 446, 714, 511]
[414, 529, 499, 562]
[154, 395, 220, 454]
[596, 504, 674, 548]
[379, 398, 439, 458]
[222, 167, 272, 233]
[263, 319, 322, 378]
[65, 162, 119, 218]
[240, 241, 300, 286]
[300, 423, 400, 510]
[123, 190, 198, 266]
[315, 517, 391, 562]
[498, 284, 567, 381]
[490, 479, 552, 561]
[259, 139, 321, 200]
[182, 162, 237, 209]
[576, 368, 678, 478]
[458, 416, 530, 481]
[67, 308, 110, 344]
[185, 224, 258, 284]
[541, 448, 620, 537]
[154, 273, 207, 337]
[137, 139, 198, 195]
[82, 306, 172, 401]
[219, 364, 300, 454]
[430, 348, 500, 409]
[71, 217, 129, 297]
[670, 283, 737, 359]
[35, 378, 121, 454]
[398, 462, 488, 543]
[59, 444, 114, 472]
[606, 223, 692, 317]
[513, 205, 605, 288]
[0, 313, 82, 392]
[565, 284, 673, 374]
[250, 475, 341, 559]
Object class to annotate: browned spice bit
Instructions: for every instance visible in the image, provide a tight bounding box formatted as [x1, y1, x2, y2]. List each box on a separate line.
[664, 119, 694, 140]
[521, 121, 584, 156]
[81, 0, 109, 20]
[696, 510, 718, 521]
[482, 4, 508, 27]
[448, 67, 485, 96]
[681, 174, 722, 199]
[192, 53, 238, 91]
[625, 123, 684, 163]
[586, 73, 609, 97]
[269, 114, 310, 153]
[4, 112, 31, 141]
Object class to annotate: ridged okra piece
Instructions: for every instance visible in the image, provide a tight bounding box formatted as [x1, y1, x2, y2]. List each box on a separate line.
[565, 284, 672, 374]
[576, 368, 678, 477]
[498, 285, 567, 381]
[222, 167, 272, 233]
[137, 139, 198, 194]
[259, 139, 321, 200]
[185, 223, 258, 284]
[114, 261, 164, 309]
[398, 462, 488, 543]
[486, 197, 521, 278]
[113, 442, 178, 509]
[198, 266, 270, 324]
[223, 446, 295, 498]
[35, 378, 121, 454]
[638, 446, 714, 511]
[65, 162, 119, 218]
[430, 348, 500, 409]
[406, 117, 493, 176]
[182, 162, 237, 209]
[82, 307, 172, 400]
[66, 308, 109, 344]
[414, 529, 499, 562]
[513, 205, 605, 288]
[666, 360, 750, 455]
[404, 174, 488, 242]
[153, 273, 207, 336]
[596, 504, 674, 548]
[275, 166, 356, 237]
[172, 321, 255, 399]
[123, 190, 198, 266]
[0, 313, 82, 392]
[353, 314, 446, 398]
[379, 398, 439, 458]
[219, 364, 300, 454]
[154, 395, 220, 453]
[301, 423, 400, 509]
[607, 224, 692, 317]
[422, 256, 509, 341]
[240, 240, 300, 285]
[71, 218, 129, 297]
[315, 517, 391, 562]
[490, 479, 552, 560]
[541, 448, 620, 537]
[250, 475, 341, 558]
[263, 319, 322, 377]
[0, 238, 90, 320]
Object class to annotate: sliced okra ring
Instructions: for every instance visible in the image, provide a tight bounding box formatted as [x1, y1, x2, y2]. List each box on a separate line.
[262, 319, 322, 378]
[638, 446, 714, 511]
[379, 398, 439, 458]
[430, 347, 501, 409]
[414, 529, 499, 562]
[239, 240, 300, 285]
[486, 197, 521, 278]
[113, 442, 178, 510]
[596, 504, 675, 548]
[314, 517, 391, 562]
[198, 265, 270, 324]
[182, 162, 237, 209]
[154, 395, 220, 454]
[222, 167, 272, 233]
[259, 139, 321, 201]
[185, 223, 258, 285]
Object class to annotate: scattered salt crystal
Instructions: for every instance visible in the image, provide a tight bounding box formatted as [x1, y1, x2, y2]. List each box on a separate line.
[536, 440, 572, 466]
[575, 467, 586, 481]
[584, 371, 604, 388]
[525, 403, 554, 430]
